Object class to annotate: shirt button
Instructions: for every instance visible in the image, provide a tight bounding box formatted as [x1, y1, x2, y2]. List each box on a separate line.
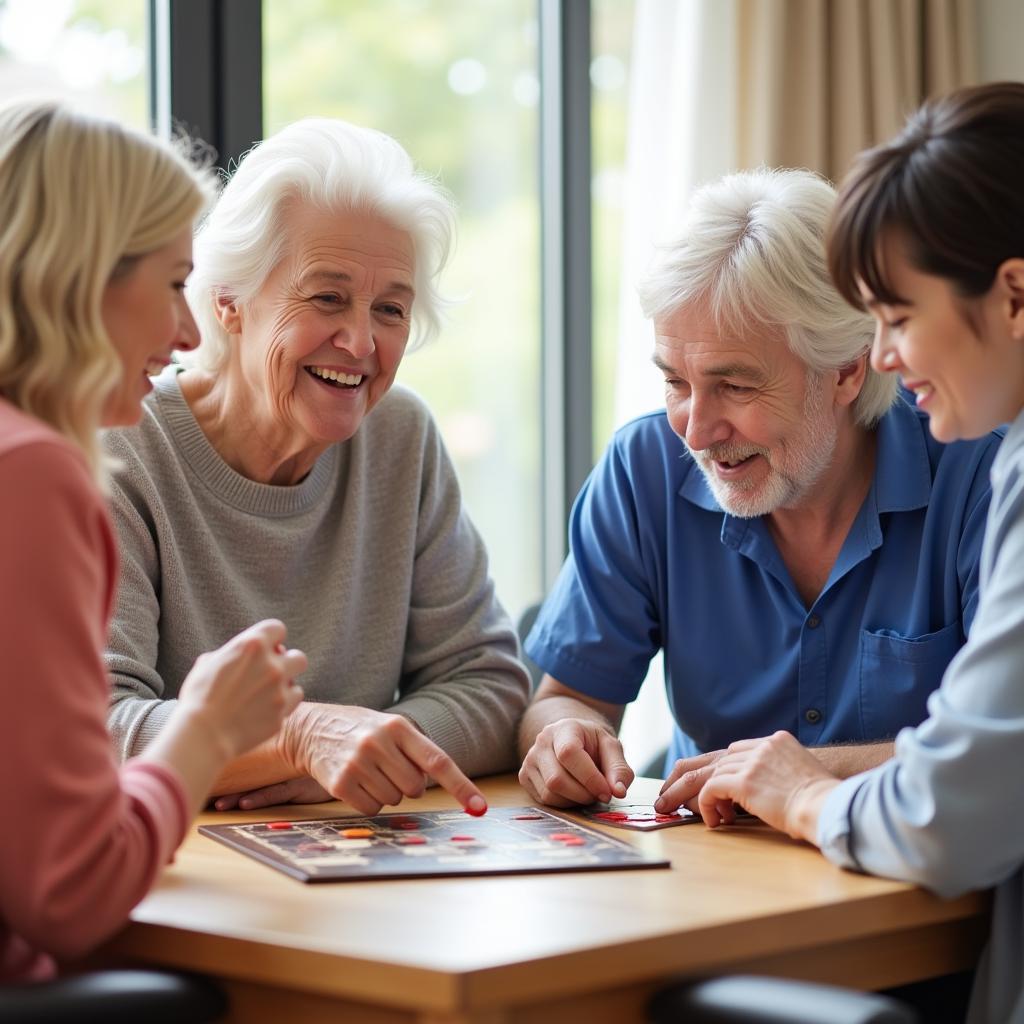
[805, 708, 822, 724]
[807, 615, 821, 628]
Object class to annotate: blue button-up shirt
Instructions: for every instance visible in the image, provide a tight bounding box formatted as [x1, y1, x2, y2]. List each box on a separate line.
[527, 397, 1002, 764]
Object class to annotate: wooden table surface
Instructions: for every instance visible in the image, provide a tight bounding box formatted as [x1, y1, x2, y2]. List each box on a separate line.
[98, 775, 989, 1023]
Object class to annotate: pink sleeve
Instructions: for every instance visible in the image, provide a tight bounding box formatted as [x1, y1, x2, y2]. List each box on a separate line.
[0, 440, 190, 963]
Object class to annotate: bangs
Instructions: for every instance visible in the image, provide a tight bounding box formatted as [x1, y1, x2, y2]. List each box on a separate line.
[828, 149, 912, 312]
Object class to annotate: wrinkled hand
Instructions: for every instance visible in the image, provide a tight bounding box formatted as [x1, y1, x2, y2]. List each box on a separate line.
[282, 705, 487, 817]
[519, 718, 634, 807]
[179, 619, 306, 759]
[213, 776, 331, 812]
[654, 749, 726, 814]
[697, 731, 841, 842]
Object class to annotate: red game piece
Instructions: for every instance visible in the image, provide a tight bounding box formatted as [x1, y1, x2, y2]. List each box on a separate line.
[593, 811, 629, 821]
[561, 837, 586, 846]
[655, 814, 680, 822]
[450, 835, 476, 842]
[397, 835, 426, 846]
[548, 832, 578, 842]
[267, 822, 294, 830]
[397, 821, 420, 830]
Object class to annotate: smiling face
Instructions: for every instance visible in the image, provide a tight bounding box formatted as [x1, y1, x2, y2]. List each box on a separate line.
[654, 303, 840, 518]
[862, 237, 1024, 443]
[219, 204, 415, 455]
[99, 226, 198, 427]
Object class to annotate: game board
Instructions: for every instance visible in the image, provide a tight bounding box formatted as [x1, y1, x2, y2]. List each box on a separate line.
[198, 806, 670, 883]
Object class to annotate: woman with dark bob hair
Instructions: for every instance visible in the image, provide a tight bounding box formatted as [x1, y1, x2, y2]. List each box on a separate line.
[693, 81, 1024, 1022]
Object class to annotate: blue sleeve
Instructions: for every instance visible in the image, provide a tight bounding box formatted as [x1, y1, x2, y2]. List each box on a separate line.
[817, 454, 1024, 899]
[525, 432, 662, 703]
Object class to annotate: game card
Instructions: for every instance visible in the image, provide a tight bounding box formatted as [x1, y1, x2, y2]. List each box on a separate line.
[575, 802, 699, 831]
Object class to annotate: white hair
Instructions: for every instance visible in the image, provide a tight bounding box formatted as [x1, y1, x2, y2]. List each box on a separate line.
[637, 168, 897, 427]
[184, 118, 456, 371]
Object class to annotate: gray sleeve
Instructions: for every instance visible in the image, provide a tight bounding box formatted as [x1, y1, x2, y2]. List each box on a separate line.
[816, 467, 1024, 899]
[390, 419, 530, 777]
[104, 461, 179, 760]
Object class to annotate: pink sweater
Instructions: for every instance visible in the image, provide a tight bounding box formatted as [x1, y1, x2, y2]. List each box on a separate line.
[0, 399, 189, 983]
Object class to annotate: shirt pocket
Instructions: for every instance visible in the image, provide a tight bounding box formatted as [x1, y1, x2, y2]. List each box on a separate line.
[859, 621, 962, 739]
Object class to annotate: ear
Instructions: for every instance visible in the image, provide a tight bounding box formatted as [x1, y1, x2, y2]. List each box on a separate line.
[995, 258, 1024, 341]
[832, 352, 868, 409]
[213, 290, 244, 335]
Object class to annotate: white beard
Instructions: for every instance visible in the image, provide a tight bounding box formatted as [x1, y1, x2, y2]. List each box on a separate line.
[686, 376, 838, 519]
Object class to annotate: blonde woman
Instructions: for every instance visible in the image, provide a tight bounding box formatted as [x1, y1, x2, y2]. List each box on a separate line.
[0, 100, 307, 983]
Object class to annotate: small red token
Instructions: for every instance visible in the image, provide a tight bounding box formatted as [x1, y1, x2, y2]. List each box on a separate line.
[561, 837, 586, 846]
[594, 811, 629, 821]
[464, 802, 487, 818]
[267, 822, 294, 830]
[655, 814, 680, 822]
[397, 835, 427, 845]
[548, 832, 578, 841]
[398, 821, 420, 830]
[450, 835, 476, 842]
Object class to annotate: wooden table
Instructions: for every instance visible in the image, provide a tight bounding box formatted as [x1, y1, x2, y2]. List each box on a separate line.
[98, 776, 989, 1023]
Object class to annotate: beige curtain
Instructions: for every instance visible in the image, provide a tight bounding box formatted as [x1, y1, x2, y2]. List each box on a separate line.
[736, 0, 977, 181]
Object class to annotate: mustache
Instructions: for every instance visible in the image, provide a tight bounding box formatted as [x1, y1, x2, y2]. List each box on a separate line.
[685, 441, 770, 464]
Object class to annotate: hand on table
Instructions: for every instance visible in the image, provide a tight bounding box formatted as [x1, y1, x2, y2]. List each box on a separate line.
[518, 718, 634, 807]
[696, 731, 841, 843]
[654, 749, 727, 815]
[280, 704, 487, 817]
[213, 776, 331, 811]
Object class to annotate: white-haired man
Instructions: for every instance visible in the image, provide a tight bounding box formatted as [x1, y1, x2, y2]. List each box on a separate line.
[518, 168, 1001, 814]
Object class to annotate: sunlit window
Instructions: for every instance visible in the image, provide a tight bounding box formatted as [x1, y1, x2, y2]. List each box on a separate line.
[592, 0, 634, 457]
[264, 0, 542, 619]
[0, 0, 148, 126]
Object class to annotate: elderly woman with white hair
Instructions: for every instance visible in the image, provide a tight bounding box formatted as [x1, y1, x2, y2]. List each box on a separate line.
[103, 118, 529, 816]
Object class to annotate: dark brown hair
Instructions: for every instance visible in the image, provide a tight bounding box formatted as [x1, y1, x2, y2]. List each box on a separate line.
[828, 81, 1024, 311]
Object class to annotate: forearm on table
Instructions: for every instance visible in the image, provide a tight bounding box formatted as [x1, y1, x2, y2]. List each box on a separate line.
[810, 740, 893, 778]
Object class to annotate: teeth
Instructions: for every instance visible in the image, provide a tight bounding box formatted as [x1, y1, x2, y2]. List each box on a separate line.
[913, 384, 933, 398]
[145, 360, 164, 376]
[308, 366, 363, 386]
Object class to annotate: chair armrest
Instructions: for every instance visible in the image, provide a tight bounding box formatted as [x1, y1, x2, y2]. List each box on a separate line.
[647, 975, 918, 1024]
[0, 969, 227, 1023]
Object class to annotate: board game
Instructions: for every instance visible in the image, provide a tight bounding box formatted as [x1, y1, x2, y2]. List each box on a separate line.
[198, 806, 670, 883]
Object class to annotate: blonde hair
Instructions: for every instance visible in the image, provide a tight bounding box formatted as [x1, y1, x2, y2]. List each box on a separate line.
[638, 168, 898, 428]
[0, 100, 216, 484]
[184, 117, 456, 372]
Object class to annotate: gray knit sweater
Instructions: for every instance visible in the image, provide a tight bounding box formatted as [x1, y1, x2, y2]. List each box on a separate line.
[103, 366, 529, 777]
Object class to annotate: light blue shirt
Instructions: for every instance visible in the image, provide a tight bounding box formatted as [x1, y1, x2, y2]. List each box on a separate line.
[527, 396, 1001, 762]
[818, 408, 1024, 1024]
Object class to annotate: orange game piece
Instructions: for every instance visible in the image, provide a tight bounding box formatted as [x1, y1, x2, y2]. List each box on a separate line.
[339, 827, 374, 839]
[397, 835, 427, 845]
[548, 833, 579, 841]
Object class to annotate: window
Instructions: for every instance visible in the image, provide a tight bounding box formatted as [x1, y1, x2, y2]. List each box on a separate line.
[0, 0, 148, 125]
[264, 0, 543, 618]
